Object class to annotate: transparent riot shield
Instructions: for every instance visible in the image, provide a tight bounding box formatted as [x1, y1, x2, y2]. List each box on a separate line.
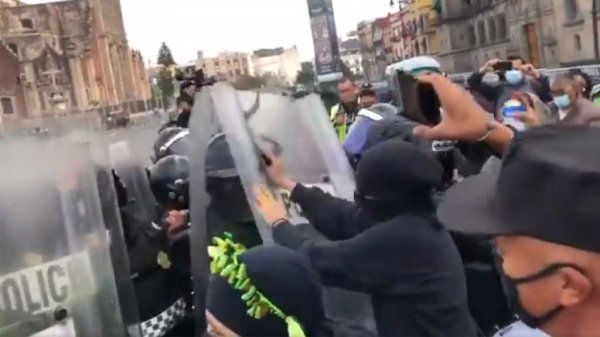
[189, 84, 375, 334]
[0, 136, 137, 337]
[188, 88, 221, 334]
[109, 141, 160, 226]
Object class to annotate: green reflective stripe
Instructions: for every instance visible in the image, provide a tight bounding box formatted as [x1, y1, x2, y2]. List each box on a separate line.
[335, 123, 347, 141]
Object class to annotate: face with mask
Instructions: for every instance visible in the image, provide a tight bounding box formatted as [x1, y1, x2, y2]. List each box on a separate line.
[551, 76, 577, 110]
[505, 70, 524, 86]
[495, 236, 597, 333]
[482, 72, 501, 86]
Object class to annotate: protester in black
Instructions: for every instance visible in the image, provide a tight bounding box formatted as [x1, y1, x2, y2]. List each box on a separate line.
[255, 140, 478, 337]
[437, 125, 600, 337]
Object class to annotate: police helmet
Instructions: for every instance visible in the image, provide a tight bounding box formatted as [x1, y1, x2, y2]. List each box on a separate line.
[205, 133, 238, 178]
[153, 127, 191, 163]
[204, 134, 253, 222]
[148, 155, 189, 210]
[388, 56, 442, 76]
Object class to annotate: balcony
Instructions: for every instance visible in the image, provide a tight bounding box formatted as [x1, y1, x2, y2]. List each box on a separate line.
[426, 15, 440, 31]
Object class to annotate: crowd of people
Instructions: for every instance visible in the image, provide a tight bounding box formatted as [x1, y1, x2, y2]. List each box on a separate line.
[4, 54, 600, 337]
[142, 55, 600, 337]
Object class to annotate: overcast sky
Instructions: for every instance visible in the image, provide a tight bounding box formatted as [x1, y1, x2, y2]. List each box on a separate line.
[25, 0, 392, 65]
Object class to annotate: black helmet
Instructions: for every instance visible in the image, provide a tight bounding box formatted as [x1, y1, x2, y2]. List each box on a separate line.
[204, 133, 254, 222]
[153, 127, 191, 163]
[205, 133, 238, 178]
[148, 155, 189, 210]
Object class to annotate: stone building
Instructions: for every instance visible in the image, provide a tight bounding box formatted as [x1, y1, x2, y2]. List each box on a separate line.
[197, 51, 252, 82]
[250, 46, 301, 86]
[0, 0, 151, 122]
[357, 20, 377, 81]
[437, 0, 600, 74]
[409, 0, 441, 56]
[339, 37, 363, 77]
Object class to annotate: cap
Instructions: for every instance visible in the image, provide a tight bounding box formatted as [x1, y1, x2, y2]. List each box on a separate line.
[438, 125, 600, 253]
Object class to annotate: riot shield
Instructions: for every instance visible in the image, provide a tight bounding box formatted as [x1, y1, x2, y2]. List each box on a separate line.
[0, 136, 137, 336]
[109, 141, 160, 226]
[189, 84, 375, 334]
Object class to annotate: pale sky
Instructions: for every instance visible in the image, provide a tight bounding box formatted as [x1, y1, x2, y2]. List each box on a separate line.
[26, 0, 393, 65]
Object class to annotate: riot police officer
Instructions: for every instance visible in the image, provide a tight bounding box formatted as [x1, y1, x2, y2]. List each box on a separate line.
[204, 133, 262, 248]
[146, 154, 194, 336]
[152, 127, 191, 163]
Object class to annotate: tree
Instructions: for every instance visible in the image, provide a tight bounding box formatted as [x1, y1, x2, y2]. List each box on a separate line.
[157, 42, 175, 67]
[157, 68, 174, 107]
[156, 42, 176, 107]
[296, 61, 316, 87]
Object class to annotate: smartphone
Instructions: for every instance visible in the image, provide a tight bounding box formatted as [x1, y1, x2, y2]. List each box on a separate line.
[397, 72, 442, 125]
[494, 61, 513, 72]
[502, 98, 527, 132]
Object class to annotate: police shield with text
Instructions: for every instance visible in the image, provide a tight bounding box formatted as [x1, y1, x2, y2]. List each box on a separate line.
[188, 84, 376, 335]
[0, 136, 138, 336]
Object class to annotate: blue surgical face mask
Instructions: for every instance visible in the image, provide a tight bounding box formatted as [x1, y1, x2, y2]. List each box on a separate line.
[505, 70, 524, 86]
[553, 94, 571, 109]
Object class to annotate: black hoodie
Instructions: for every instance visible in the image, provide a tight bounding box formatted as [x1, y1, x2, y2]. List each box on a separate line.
[273, 140, 478, 337]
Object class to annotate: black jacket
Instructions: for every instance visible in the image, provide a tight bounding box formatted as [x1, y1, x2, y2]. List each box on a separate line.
[273, 185, 478, 337]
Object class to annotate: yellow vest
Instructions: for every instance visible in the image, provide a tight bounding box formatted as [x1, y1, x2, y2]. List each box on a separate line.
[330, 104, 348, 141]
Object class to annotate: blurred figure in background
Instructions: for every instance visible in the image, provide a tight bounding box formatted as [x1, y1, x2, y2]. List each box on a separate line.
[591, 84, 600, 107]
[330, 78, 360, 141]
[548, 73, 600, 126]
[358, 84, 379, 109]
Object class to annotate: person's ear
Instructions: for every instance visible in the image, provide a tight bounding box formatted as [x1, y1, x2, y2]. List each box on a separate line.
[558, 267, 592, 308]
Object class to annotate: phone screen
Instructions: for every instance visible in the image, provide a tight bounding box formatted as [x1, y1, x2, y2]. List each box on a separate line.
[494, 61, 513, 72]
[397, 72, 441, 125]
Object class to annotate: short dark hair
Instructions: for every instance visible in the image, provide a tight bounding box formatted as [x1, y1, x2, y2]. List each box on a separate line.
[507, 55, 527, 64]
[338, 77, 355, 86]
[359, 89, 377, 98]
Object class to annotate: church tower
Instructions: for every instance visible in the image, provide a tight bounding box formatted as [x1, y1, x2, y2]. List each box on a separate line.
[87, 0, 136, 107]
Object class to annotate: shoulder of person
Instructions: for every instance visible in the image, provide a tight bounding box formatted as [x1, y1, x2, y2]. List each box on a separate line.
[493, 321, 550, 337]
[572, 97, 600, 123]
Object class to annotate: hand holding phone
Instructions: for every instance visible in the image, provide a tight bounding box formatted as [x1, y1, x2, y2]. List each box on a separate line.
[493, 61, 513, 73]
[502, 98, 527, 132]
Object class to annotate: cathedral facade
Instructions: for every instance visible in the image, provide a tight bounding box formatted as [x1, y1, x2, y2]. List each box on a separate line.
[0, 0, 151, 122]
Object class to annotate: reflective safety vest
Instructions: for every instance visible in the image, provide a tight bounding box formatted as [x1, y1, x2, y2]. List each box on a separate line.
[330, 104, 350, 141]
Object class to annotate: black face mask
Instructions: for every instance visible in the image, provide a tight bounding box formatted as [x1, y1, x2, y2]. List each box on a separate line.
[498, 261, 584, 329]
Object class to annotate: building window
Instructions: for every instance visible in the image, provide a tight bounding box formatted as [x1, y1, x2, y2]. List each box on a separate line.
[488, 18, 497, 41]
[564, 0, 580, 21]
[574, 34, 582, 50]
[477, 21, 486, 45]
[7, 43, 18, 55]
[20, 18, 33, 29]
[497, 15, 507, 40]
[1, 97, 14, 115]
[467, 25, 476, 46]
